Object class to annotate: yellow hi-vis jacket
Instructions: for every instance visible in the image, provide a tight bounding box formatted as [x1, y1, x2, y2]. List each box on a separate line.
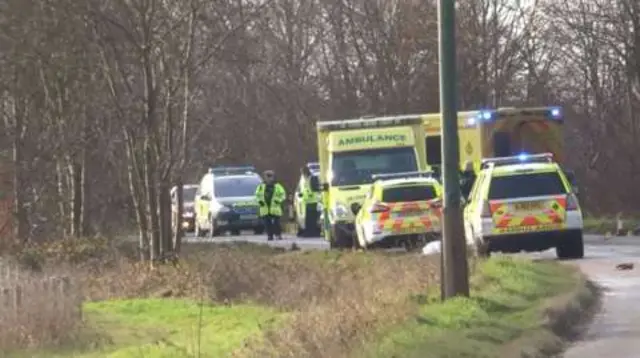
[303, 180, 319, 204]
[255, 182, 286, 217]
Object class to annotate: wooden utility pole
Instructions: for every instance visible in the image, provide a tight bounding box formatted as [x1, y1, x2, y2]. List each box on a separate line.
[438, 0, 470, 299]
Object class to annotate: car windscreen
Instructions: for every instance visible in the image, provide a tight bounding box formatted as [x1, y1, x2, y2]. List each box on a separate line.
[488, 172, 566, 200]
[331, 147, 417, 186]
[382, 185, 437, 203]
[184, 187, 197, 202]
[214, 176, 261, 198]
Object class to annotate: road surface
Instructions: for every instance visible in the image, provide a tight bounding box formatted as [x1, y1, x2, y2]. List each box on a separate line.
[181, 232, 640, 356]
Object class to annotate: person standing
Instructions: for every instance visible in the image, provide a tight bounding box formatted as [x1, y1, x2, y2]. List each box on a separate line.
[460, 160, 476, 200]
[255, 170, 287, 241]
[301, 167, 320, 237]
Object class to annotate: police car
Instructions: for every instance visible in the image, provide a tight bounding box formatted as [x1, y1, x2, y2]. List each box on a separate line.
[194, 166, 264, 237]
[293, 162, 323, 237]
[463, 153, 584, 259]
[354, 171, 443, 250]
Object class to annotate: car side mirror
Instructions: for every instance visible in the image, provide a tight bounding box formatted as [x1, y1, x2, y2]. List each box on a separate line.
[297, 192, 303, 198]
[351, 203, 362, 215]
[200, 194, 211, 201]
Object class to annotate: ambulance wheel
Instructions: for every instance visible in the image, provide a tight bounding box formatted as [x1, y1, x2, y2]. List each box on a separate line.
[556, 230, 584, 260]
[473, 237, 490, 258]
[330, 228, 353, 249]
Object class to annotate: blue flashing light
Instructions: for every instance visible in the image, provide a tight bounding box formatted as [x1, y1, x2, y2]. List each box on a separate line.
[481, 111, 492, 120]
[517, 153, 529, 161]
[549, 107, 561, 118]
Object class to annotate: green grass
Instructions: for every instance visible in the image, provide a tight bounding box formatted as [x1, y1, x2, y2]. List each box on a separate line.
[17, 299, 285, 358]
[355, 256, 582, 358]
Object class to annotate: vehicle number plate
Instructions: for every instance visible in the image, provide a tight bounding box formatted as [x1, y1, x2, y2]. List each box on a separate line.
[241, 214, 258, 220]
[514, 202, 542, 211]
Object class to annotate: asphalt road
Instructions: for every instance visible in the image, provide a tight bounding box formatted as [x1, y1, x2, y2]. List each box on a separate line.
[181, 232, 640, 356]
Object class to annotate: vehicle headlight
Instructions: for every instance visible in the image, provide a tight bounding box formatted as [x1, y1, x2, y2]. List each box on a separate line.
[218, 205, 230, 213]
[332, 202, 350, 220]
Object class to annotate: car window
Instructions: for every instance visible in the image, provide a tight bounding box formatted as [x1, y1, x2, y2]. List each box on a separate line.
[183, 187, 197, 202]
[382, 185, 437, 203]
[488, 171, 566, 200]
[214, 176, 262, 198]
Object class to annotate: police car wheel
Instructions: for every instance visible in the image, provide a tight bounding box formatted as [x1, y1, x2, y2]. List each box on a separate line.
[556, 231, 584, 260]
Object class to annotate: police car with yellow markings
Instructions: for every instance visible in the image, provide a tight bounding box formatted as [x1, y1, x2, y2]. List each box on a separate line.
[463, 153, 584, 259]
[354, 171, 443, 250]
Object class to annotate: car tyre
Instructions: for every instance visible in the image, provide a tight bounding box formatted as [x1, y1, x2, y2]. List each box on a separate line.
[330, 227, 353, 250]
[208, 216, 217, 238]
[556, 230, 584, 260]
[230, 229, 241, 236]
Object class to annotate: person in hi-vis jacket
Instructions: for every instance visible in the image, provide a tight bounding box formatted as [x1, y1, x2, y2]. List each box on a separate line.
[255, 170, 287, 241]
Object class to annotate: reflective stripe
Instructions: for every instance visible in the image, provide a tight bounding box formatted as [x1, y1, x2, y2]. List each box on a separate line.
[491, 196, 566, 229]
[373, 200, 442, 232]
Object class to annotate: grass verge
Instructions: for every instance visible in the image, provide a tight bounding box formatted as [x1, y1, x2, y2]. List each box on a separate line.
[583, 216, 639, 235]
[12, 299, 284, 358]
[351, 256, 596, 358]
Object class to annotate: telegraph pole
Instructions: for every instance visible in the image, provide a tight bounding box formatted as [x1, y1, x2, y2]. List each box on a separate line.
[438, 0, 470, 299]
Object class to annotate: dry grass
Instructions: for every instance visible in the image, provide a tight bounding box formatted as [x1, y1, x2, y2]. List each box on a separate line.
[0, 259, 83, 351]
[4, 238, 441, 357]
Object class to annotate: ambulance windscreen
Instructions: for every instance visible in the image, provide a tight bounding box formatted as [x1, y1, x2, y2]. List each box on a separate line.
[488, 172, 566, 200]
[382, 185, 437, 203]
[331, 147, 417, 186]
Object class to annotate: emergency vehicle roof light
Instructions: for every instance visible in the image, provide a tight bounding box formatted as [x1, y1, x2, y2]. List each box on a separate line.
[317, 115, 423, 131]
[371, 171, 434, 181]
[210, 165, 257, 175]
[306, 162, 320, 172]
[481, 153, 554, 169]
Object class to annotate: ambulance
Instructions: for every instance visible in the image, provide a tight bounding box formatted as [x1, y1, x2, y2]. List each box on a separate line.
[420, 107, 566, 171]
[314, 115, 428, 249]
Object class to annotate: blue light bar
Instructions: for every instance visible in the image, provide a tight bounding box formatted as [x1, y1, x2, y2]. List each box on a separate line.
[517, 152, 528, 161]
[481, 153, 554, 169]
[480, 110, 493, 120]
[549, 107, 561, 119]
[209, 165, 256, 175]
[306, 162, 320, 173]
[371, 171, 434, 181]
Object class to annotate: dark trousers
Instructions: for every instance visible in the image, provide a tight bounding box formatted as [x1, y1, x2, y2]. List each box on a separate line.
[304, 203, 320, 236]
[263, 214, 281, 240]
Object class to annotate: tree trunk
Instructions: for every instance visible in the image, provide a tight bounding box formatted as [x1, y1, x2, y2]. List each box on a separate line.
[56, 159, 69, 236]
[173, 178, 184, 253]
[125, 134, 149, 261]
[144, 141, 160, 263]
[158, 181, 172, 258]
[11, 98, 28, 242]
[69, 161, 82, 237]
